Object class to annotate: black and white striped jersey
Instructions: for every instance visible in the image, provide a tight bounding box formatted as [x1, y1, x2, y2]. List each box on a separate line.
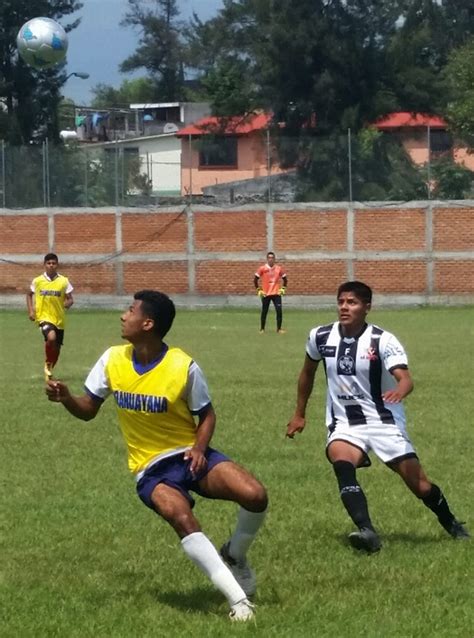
[306, 322, 409, 430]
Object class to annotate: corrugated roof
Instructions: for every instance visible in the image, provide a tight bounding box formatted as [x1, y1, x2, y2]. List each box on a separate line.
[374, 112, 447, 130]
[176, 112, 272, 137]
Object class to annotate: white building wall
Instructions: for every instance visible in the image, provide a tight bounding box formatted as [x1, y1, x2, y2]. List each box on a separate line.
[138, 135, 181, 195]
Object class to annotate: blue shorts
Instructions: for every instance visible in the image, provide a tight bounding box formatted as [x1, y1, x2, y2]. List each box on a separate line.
[136, 448, 229, 511]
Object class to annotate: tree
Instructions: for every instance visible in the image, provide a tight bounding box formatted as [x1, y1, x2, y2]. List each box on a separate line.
[0, 1, 82, 144]
[91, 78, 160, 109]
[119, 0, 187, 102]
[443, 37, 474, 144]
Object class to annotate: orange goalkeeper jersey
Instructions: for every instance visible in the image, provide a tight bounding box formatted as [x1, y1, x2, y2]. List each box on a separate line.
[255, 264, 286, 296]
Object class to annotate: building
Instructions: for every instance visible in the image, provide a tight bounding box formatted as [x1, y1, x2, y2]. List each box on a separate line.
[176, 112, 289, 196]
[76, 102, 211, 196]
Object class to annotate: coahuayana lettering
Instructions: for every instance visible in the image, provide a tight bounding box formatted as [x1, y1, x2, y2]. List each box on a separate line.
[113, 391, 168, 413]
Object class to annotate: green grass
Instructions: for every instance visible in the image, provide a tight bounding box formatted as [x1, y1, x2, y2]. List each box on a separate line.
[1, 306, 473, 637]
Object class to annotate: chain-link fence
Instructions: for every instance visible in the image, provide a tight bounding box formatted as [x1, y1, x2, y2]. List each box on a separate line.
[1, 127, 473, 208]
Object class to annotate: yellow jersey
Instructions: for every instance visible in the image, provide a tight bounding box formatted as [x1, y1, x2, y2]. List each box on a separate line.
[31, 273, 73, 329]
[85, 344, 211, 477]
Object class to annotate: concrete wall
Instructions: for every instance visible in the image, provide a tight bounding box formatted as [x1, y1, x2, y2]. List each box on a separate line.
[1, 201, 473, 308]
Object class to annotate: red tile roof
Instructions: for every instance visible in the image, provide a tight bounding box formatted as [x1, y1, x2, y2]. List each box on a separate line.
[374, 112, 447, 130]
[176, 112, 272, 137]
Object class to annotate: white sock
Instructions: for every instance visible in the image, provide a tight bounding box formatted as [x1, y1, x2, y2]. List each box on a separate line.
[228, 507, 267, 560]
[181, 532, 246, 606]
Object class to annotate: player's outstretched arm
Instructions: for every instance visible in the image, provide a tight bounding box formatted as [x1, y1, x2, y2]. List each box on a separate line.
[45, 380, 102, 421]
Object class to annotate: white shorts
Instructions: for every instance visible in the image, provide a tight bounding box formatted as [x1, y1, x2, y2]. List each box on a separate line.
[326, 421, 417, 466]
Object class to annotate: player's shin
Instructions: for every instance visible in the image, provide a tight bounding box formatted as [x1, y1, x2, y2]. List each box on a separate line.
[421, 484, 454, 527]
[227, 507, 266, 560]
[333, 460, 374, 530]
[181, 532, 246, 605]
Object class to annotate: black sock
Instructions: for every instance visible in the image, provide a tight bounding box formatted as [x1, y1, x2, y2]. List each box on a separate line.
[333, 460, 374, 531]
[421, 484, 454, 527]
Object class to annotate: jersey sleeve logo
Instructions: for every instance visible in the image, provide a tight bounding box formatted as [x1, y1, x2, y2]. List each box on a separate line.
[319, 345, 336, 357]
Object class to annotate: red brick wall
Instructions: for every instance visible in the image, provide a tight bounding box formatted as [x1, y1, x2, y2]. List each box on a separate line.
[55, 214, 116, 254]
[354, 209, 426, 251]
[1, 205, 472, 298]
[194, 210, 266, 252]
[0, 215, 48, 253]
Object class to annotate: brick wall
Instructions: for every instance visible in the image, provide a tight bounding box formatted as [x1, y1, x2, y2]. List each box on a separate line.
[1, 203, 473, 302]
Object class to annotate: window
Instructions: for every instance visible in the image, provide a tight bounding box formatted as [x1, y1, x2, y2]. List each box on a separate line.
[429, 130, 452, 153]
[198, 136, 238, 168]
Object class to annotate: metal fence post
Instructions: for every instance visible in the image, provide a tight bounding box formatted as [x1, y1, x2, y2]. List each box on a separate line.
[427, 124, 431, 200]
[348, 128, 353, 203]
[266, 128, 272, 203]
[1, 140, 5, 208]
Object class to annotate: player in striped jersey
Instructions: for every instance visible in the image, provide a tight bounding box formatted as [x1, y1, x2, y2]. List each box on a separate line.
[45, 290, 267, 622]
[286, 281, 469, 552]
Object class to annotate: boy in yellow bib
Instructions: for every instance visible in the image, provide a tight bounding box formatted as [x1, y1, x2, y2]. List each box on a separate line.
[46, 290, 267, 622]
[27, 253, 74, 380]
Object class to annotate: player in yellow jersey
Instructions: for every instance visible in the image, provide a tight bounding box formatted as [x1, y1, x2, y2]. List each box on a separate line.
[45, 290, 268, 622]
[26, 253, 74, 380]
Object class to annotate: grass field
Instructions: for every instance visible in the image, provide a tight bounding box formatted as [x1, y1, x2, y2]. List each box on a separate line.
[1, 305, 473, 637]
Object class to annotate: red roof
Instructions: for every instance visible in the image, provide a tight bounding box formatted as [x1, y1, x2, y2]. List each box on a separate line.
[374, 112, 447, 130]
[176, 112, 272, 137]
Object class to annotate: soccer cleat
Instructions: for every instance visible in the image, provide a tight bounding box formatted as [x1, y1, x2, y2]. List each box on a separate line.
[277, 329, 286, 334]
[220, 542, 257, 596]
[229, 599, 255, 622]
[44, 362, 53, 381]
[348, 527, 382, 553]
[259, 329, 265, 334]
[442, 519, 470, 540]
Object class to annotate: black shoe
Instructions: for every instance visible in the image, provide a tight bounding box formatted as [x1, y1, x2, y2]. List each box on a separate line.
[348, 527, 382, 553]
[442, 519, 470, 540]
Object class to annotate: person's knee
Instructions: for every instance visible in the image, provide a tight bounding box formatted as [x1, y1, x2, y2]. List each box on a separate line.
[242, 481, 268, 512]
[333, 460, 357, 484]
[413, 479, 432, 499]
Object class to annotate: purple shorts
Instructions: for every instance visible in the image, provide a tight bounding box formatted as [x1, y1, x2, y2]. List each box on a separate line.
[136, 447, 229, 510]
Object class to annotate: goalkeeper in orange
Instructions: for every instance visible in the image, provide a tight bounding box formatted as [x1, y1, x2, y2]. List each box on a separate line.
[254, 251, 288, 333]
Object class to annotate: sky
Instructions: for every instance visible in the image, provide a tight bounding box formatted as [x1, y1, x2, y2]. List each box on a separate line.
[63, 0, 222, 105]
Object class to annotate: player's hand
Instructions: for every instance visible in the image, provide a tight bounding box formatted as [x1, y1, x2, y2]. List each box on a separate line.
[45, 379, 71, 403]
[184, 446, 208, 477]
[256, 288, 265, 298]
[382, 389, 404, 404]
[28, 312, 36, 322]
[279, 287, 287, 295]
[286, 415, 306, 439]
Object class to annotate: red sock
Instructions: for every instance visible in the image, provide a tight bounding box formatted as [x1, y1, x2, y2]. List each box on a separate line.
[45, 342, 59, 367]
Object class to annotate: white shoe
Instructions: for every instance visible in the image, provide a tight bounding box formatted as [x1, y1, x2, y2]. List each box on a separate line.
[229, 599, 255, 622]
[220, 542, 257, 596]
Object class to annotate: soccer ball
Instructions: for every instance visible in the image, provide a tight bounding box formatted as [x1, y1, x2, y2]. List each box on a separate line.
[17, 17, 68, 69]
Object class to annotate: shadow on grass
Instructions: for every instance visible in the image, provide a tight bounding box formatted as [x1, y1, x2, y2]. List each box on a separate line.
[154, 587, 224, 613]
[334, 530, 441, 549]
[153, 584, 282, 613]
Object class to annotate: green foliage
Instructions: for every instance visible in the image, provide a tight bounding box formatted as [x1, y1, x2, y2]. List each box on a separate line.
[91, 78, 160, 109]
[119, 0, 187, 101]
[1, 144, 150, 207]
[443, 36, 474, 144]
[1, 306, 473, 636]
[0, 0, 83, 144]
[431, 156, 474, 199]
